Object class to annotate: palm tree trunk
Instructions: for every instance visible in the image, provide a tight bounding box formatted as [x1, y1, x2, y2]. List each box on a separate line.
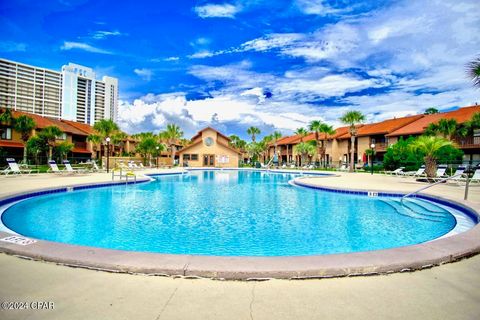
[22, 141, 28, 163]
[171, 145, 176, 166]
[320, 140, 325, 167]
[350, 136, 355, 172]
[48, 146, 53, 161]
[425, 156, 437, 178]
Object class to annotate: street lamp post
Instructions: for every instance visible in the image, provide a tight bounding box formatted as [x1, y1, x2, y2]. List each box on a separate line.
[106, 137, 111, 173]
[156, 146, 160, 169]
[370, 143, 376, 175]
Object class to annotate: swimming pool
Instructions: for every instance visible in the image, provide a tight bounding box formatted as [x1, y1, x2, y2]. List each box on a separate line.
[1, 170, 476, 256]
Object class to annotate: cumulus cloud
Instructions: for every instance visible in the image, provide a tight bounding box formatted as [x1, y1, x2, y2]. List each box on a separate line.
[118, 0, 480, 138]
[134, 68, 153, 81]
[117, 91, 321, 138]
[60, 41, 112, 54]
[194, 3, 240, 18]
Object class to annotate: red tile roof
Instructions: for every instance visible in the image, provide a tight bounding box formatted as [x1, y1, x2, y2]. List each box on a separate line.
[9, 110, 89, 136]
[338, 115, 424, 139]
[387, 105, 480, 137]
[61, 119, 96, 135]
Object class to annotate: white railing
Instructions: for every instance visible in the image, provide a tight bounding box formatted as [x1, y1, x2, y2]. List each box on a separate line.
[401, 173, 465, 203]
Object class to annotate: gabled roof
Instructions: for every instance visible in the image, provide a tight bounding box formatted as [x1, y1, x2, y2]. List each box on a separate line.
[190, 126, 231, 142]
[45, 117, 87, 136]
[176, 139, 202, 153]
[61, 119, 96, 135]
[386, 105, 480, 137]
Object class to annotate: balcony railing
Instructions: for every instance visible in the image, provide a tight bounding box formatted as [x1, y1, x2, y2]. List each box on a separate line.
[374, 142, 388, 151]
[455, 137, 480, 148]
[74, 141, 87, 149]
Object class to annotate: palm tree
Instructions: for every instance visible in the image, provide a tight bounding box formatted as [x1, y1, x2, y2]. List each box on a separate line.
[259, 135, 273, 163]
[13, 115, 36, 163]
[425, 118, 467, 141]
[54, 141, 74, 161]
[294, 141, 316, 167]
[0, 108, 14, 138]
[465, 112, 480, 132]
[135, 132, 164, 164]
[308, 120, 334, 166]
[39, 126, 63, 160]
[247, 127, 261, 142]
[340, 110, 365, 172]
[111, 131, 128, 156]
[467, 55, 480, 88]
[93, 119, 120, 157]
[294, 127, 308, 142]
[87, 134, 102, 158]
[163, 124, 183, 165]
[424, 107, 439, 115]
[410, 136, 453, 178]
[271, 131, 282, 163]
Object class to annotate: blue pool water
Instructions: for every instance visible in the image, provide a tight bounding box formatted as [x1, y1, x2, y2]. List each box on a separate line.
[1, 170, 461, 256]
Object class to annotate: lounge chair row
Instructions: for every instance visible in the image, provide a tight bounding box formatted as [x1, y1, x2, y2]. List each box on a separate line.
[385, 165, 480, 184]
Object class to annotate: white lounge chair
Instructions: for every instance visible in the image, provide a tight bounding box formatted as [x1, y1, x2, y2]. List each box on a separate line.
[435, 164, 448, 178]
[338, 164, 350, 172]
[48, 160, 68, 175]
[401, 165, 425, 178]
[470, 169, 480, 183]
[385, 167, 405, 176]
[455, 168, 480, 185]
[3, 158, 37, 175]
[90, 161, 106, 173]
[447, 165, 468, 184]
[63, 160, 89, 174]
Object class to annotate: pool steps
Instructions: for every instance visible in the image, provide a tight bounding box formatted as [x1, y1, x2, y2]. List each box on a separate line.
[379, 199, 448, 223]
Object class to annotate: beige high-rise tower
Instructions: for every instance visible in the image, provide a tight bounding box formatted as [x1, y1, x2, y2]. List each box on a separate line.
[0, 58, 118, 125]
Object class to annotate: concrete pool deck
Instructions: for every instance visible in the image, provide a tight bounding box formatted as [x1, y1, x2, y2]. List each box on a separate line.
[0, 169, 479, 280]
[0, 169, 480, 318]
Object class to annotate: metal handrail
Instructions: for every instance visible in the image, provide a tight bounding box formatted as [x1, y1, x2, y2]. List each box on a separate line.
[401, 173, 465, 203]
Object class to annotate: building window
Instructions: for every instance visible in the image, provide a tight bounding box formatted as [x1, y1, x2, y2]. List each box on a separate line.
[191, 154, 198, 161]
[1, 128, 12, 140]
[183, 154, 191, 160]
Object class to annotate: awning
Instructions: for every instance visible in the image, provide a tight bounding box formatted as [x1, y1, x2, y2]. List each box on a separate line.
[0, 141, 24, 148]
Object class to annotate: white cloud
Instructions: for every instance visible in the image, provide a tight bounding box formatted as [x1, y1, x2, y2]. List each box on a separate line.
[188, 51, 215, 59]
[295, 0, 350, 16]
[0, 41, 27, 52]
[60, 41, 112, 54]
[194, 3, 240, 18]
[89, 30, 124, 40]
[163, 56, 180, 62]
[118, 0, 480, 137]
[134, 68, 153, 81]
[241, 33, 304, 52]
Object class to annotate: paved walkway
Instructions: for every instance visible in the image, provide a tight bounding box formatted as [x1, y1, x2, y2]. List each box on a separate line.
[0, 170, 479, 319]
[1, 253, 479, 320]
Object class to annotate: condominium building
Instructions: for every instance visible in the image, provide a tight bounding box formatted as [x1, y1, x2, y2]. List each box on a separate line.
[0, 58, 118, 125]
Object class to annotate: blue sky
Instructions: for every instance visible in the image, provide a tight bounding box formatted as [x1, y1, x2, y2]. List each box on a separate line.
[1, 0, 479, 139]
